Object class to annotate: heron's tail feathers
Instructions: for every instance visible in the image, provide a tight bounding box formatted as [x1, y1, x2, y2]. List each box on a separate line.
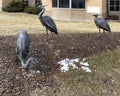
[54, 31, 58, 35]
[107, 29, 111, 33]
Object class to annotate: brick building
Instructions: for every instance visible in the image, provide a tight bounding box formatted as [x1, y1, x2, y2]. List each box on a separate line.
[0, 0, 120, 21]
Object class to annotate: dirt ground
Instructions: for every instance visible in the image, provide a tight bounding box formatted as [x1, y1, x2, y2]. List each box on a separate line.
[0, 32, 120, 96]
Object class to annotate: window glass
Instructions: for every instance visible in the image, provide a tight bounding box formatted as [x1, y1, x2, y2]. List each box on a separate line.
[110, 6, 114, 11]
[115, 6, 119, 11]
[115, 0, 119, 5]
[52, 0, 57, 7]
[110, 0, 120, 11]
[52, 0, 86, 9]
[72, 0, 85, 8]
[59, 0, 69, 8]
[22, 0, 28, 6]
[35, 0, 41, 3]
[110, 0, 114, 5]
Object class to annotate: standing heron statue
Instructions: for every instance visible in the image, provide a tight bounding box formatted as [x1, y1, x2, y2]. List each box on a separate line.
[93, 14, 111, 37]
[16, 30, 40, 69]
[37, 5, 58, 39]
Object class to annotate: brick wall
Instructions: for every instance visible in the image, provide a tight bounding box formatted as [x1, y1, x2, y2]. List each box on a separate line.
[2, 0, 119, 21]
[2, 0, 13, 8]
[0, 0, 2, 11]
[41, 0, 52, 16]
[52, 0, 106, 21]
[0, 0, 13, 11]
[29, 0, 35, 7]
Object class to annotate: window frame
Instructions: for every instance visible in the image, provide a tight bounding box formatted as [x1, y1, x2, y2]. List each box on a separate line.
[22, 0, 28, 6]
[35, 0, 41, 4]
[52, 0, 58, 7]
[52, 0, 86, 9]
[59, 0, 70, 8]
[109, 0, 120, 11]
[71, 0, 85, 9]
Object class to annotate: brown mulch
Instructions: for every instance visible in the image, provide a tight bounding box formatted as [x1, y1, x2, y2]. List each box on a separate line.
[0, 32, 120, 96]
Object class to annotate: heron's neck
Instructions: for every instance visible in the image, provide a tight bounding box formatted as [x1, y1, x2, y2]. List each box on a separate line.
[26, 57, 33, 65]
[95, 16, 98, 19]
[94, 16, 98, 21]
[39, 8, 45, 20]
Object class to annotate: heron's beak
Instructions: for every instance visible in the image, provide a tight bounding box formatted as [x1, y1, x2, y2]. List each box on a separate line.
[42, 5, 48, 7]
[92, 14, 96, 16]
[37, 5, 48, 8]
[37, 5, 42, 8]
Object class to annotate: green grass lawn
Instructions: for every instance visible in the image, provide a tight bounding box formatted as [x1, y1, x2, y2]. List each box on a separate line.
[0, 12, 120, 96]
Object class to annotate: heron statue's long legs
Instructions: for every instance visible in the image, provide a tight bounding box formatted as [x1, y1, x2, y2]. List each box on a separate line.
[99, 27, 100, 34]
[46, 28, 49, 40]
[103, 29, 105, 34]
[98, 27, 101, 38]
[103, 29, 107, 37]
[51, 32, 54, 36]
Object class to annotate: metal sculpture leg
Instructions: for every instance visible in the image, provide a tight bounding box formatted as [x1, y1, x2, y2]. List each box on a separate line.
[99, 27, 100, 35]
[98, 27, 101, 38]
[46, 28, 48, 40]
[103, 29, 105, 34]
[51, 32, 54, 36]
[103, 29, 106, 37]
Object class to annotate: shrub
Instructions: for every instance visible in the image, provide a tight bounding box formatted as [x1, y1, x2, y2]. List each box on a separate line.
[24, 7, 33, 14]
[3, 0, 26, 12]
[35, 2, 42, 7]
[32, 7, 41, 14]
[107, 15, 119, 20]
[24, 7, 41, 14]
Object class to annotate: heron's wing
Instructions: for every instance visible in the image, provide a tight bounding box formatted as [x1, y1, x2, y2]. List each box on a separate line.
[16, 46, 19, 55]
[16, 31, 30, 59]
[43, 16, 57, 32]
[97, 18, 111, 31]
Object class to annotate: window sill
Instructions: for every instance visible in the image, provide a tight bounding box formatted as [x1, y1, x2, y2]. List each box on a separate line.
[52, 7, 86, 10]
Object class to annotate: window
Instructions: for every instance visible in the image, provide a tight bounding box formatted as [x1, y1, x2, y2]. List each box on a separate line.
[72, 0, 85, 8]
[52, 0, 57, 7]
[22, 0, 28, 6]
[59, 0, 69, 8]
[110, 0, 120, 11]
[52, 0, 85, 9]
[35, 0, 41, 3]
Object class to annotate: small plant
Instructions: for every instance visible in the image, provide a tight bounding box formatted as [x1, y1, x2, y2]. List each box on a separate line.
[107, 15, 119, 20]
[24, 7, 33, 14]
[24, 1, 42, 14]
[35, 2, 42, 7]
[24, 7, 41, 14]
[3, 0, 26, 12]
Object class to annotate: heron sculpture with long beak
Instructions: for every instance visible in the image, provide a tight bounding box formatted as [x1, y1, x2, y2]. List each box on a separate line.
[93, 14, 111, 37]
[37, 5, 58, 40]
[16, 30, 40, 69]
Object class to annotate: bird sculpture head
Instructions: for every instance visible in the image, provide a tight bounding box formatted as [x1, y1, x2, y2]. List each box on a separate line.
[37, 5, 43, 8]
[27, 56, 48, 72]
[92, 14, 98, 17]
[37, 5, 47, 10]
[20, 56, 39, 69]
